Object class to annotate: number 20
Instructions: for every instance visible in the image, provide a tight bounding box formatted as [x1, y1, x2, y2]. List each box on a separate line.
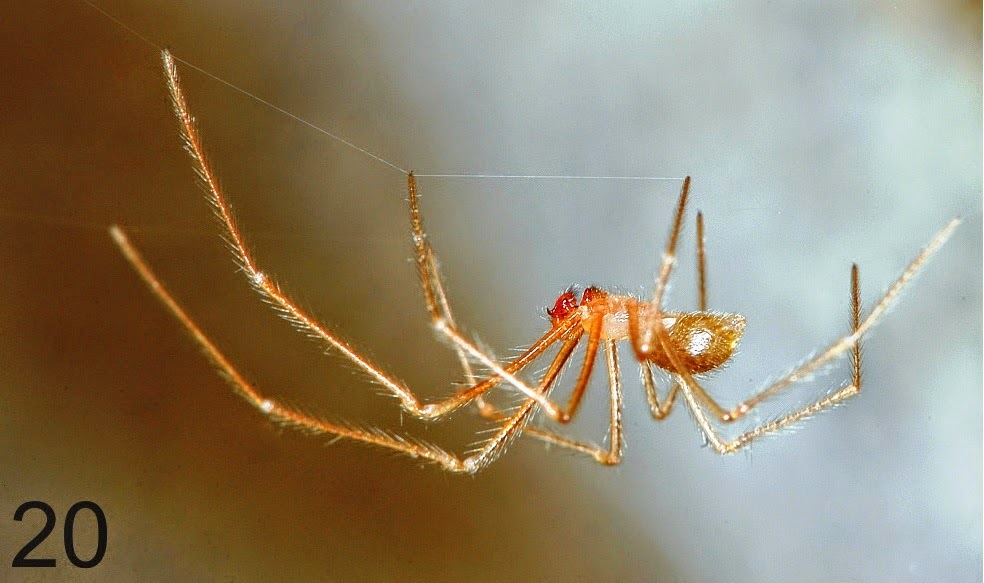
[12, 501, 107, 568]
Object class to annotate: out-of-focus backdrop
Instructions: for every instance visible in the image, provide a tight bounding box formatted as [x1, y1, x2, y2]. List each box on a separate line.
[1, 2, 980, 581]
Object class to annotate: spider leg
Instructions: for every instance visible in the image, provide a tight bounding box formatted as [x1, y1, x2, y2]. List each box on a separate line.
[407, 172, 585, 418]
[481, 338, 624, 465]
[463, 336, 624, 469]
[635, 207, 700, 423]
[648, 218, 957, 425]
[408, 173, 574, 418]
[466, 310, 607, 426]
[675, 264, 865, 453]
[696, 210, 707, 311]
[653, 175, 690, 305]
[112, 225, 602, 473]
[160, 50, 571, 420]
[631, 176, 690, 358]
[477, 404, 607, 459]
[641, 361, 681, 420]
[476, 316, 623, 460]
[462, 327, 581, 468]
[850, 263, 862, 390]
[599, 340, 626, 464]
[405, 172, 485, 407]
[553, 313, 603, 423]
[635, 201, 700, 421]
[677, 372, 860, 454]
[112, 226, 461, 471]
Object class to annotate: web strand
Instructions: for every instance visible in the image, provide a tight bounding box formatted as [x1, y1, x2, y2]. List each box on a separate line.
[82, 0, 680, 182]
[81, 0, 407, 175]
[414, 174, 683, 180]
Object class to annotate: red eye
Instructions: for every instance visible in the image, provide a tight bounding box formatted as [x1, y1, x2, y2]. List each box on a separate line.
[580, 286, 605, 304]
[547, 290, 578, 324]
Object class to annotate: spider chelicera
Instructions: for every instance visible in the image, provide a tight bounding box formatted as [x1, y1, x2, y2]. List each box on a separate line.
[110, 50, 958, 474]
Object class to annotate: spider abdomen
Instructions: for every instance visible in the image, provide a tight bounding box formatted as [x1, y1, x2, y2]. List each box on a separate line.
[646, 312, 746, 374]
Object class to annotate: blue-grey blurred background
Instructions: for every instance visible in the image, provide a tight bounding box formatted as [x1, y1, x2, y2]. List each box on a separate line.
[0, 2, 979, 581]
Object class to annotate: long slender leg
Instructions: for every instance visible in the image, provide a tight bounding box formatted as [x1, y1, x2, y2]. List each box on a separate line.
[432, 306, 625, 426]
[426, 244, 483, 401]
[850, 263, 862, 390]
[112, 225, 609, 473]
[677, 249, 957, 454]
[678, 375, 859, 454]
[476, 337, 624, 465]
[628, 174, 953, 426]
[409, 173, 549, 417]
[475, 328, 583, 432]
[425, 319, 575, 418]
[160, 49, 569, 420]
[637, 208, 699, 423]
[678, 264, 866, 453]
[641, 361, 680, 420]
[442, 308, 607, 425]
[645, 218, 957, 424]
[459, 327, 584, 470]
[683, 266, 863, 452]
[112, 226, 461, 471]
[407, 171, 574, 417]
[553, 313, 603, 423]
[471, 310, 603, 427]
[441, 327, 622, 469]
[627, 176, 690, 359]
[598, 340, 625, 464]
[630, 205, 707, 421]
[696, 211, 707, 311]
[477, 407, 613, 460]
[406, 171, 479, 387]
[639, 207, 703, 420]
[419, 314, 579, 415]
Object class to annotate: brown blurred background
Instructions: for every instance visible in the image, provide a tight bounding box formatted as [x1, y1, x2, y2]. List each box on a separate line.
[0, 1, 980, 581]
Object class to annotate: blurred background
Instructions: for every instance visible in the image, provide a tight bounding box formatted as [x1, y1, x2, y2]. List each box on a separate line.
[0, 1, 980, 581]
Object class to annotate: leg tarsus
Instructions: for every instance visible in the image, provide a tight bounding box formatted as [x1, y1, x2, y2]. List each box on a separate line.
[696, 210, 707, 311]
[851, 263, 862, 389]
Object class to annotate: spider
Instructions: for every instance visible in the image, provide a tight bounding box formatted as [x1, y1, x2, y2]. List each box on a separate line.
[110, 50, 959, 474]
